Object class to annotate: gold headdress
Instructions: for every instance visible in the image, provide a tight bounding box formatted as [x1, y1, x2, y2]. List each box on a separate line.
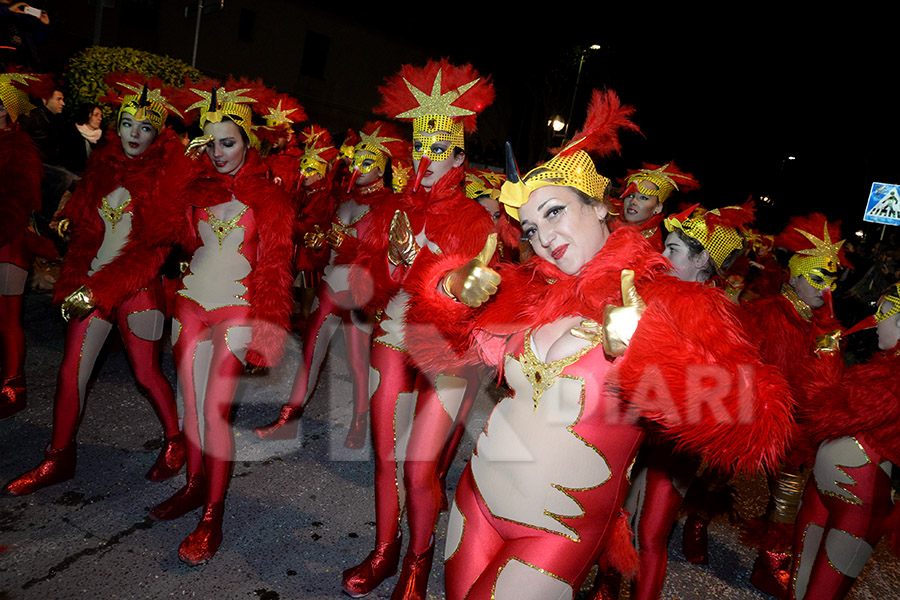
[347, 121, 409, 191]
[392, 160, 413, 194]
[376, 59, 494, 191]
[465, 169, 505, 201]
[187, 81, 260, 147]
[500, 90, 640, 220]
[664, 203, 754, 269]
[620, 162, 699, 203]
[298, 125, 338, 181]
[776, 214, 848, 291]
[875, 282, 900, 323]
[0, 73, 39, 122]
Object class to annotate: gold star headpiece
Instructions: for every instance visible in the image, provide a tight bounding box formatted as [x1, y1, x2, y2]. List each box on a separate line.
[621, 162, 699, 203]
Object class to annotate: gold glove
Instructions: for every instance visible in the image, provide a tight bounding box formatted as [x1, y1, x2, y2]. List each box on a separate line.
[185, 135, 215, 160]
[325, 227, 347, 250]
[570, 319, 603, 344]
[387, 210, 420, 267]
[61, 285, 95, 322]
[303, 225, 326, 250]
[602, 270, 646, 357]
[56, 218, 70, 238]
[815, 329, 842, 355]
[441, 233, 500, 308]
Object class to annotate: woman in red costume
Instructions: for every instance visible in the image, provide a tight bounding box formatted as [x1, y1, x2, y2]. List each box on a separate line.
[617, 203, 756, 600]
[610, 162, 699, 252]
[147, 82, 294, 565]
[292, 125, 338, 323]
[788, 282, 900, 600]
[257, 90, 306, 193]
[740, 213, 848, 599]
[339, 59, 496, 600]
[254, 120, 408, 448]
[0, 71, 45, 419]
[4, 75, 190, 496]
[401, 90, 794, 600]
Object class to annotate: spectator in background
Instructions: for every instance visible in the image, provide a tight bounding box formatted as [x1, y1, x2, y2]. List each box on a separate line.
[60, 103, 103, 174]
[21, 82, 77, 219]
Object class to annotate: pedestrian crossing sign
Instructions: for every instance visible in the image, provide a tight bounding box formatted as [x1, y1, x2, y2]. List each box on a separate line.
[863, 182, 900, 226]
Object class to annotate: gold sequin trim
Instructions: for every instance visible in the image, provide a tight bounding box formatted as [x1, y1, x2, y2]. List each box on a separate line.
[781, 282, 812, 322]
[100, 196, 132, 232]
[519, 330, 601, 411]
[205, 206, 248, 249]
[490, 555, 574, 600]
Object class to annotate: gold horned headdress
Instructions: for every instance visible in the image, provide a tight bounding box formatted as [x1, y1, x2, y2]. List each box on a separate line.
[620, 161, 700, 203]
[663, 202, 754, 270]
[0, 72, 42, 123]
[776, 213, 849, 291]
[500, 90, 640, 221]
[347, 121, 409, 191]
[186, 79, 262, 147]
[375, 59, 494, 191]
[101, 73, 184, 132]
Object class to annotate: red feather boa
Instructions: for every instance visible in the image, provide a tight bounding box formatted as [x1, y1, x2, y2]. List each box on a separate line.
[0, 127, 43, 247]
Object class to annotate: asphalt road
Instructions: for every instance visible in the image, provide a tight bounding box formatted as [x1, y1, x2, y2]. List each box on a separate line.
[1, 290, 898, 599]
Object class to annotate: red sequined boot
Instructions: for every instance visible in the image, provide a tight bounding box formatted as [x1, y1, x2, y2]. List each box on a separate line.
[341, 534, 403, 598]
[253, 405, 304, 440]
[178, 502, 224, 566]
[390, 541, 434, 600]
[4, 445, 76, 495]
[149, 474, 206, 521]
[0, 374, 26, 419]
[145, 432, 186, 481]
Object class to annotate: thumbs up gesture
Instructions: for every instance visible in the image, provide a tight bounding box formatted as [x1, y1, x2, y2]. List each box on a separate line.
[388, 210, 420, 266]
[602, 269, 646, 356]
[441, 233, 501, 308]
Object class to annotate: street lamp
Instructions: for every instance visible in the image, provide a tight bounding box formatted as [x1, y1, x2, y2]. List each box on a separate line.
[563, 44, 601, 139]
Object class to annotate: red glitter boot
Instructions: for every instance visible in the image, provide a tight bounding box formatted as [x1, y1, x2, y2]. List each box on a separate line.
[178, 502, 224, 566]
[149, 474, 205, 521]
[253, 405, 303, 440]
[145, 432, 186, 481]
[0, 374, 26, 419]
[4, 445, 76, 496]
[341, 534, 403, 598]
[390, 541, 434, 600]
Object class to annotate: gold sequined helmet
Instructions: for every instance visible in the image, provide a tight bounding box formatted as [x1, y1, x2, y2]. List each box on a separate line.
[255, 90, 306, 148]
[500, 90, 640, 221]
[620, 162, 700, 203]
[776, 214, 849, 291]
[375, 59, 495, 192]
[99, 73, 185, 133]
[0, 72, 41, 123]
[339, 129, 359, 164]
[663, 202, 754, 270]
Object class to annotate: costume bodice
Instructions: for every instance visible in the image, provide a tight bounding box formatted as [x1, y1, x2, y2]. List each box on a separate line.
[180, 198, 258, 311]
[88, 186, 133, 276]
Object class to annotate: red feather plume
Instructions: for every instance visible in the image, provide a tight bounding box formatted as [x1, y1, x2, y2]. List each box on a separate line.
[775, 213, 851, 268]
[563, 90, 641, 158]
[375, 58, 494, 133]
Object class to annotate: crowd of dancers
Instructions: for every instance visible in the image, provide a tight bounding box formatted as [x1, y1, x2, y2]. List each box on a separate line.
[1, 59, 898, 600]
